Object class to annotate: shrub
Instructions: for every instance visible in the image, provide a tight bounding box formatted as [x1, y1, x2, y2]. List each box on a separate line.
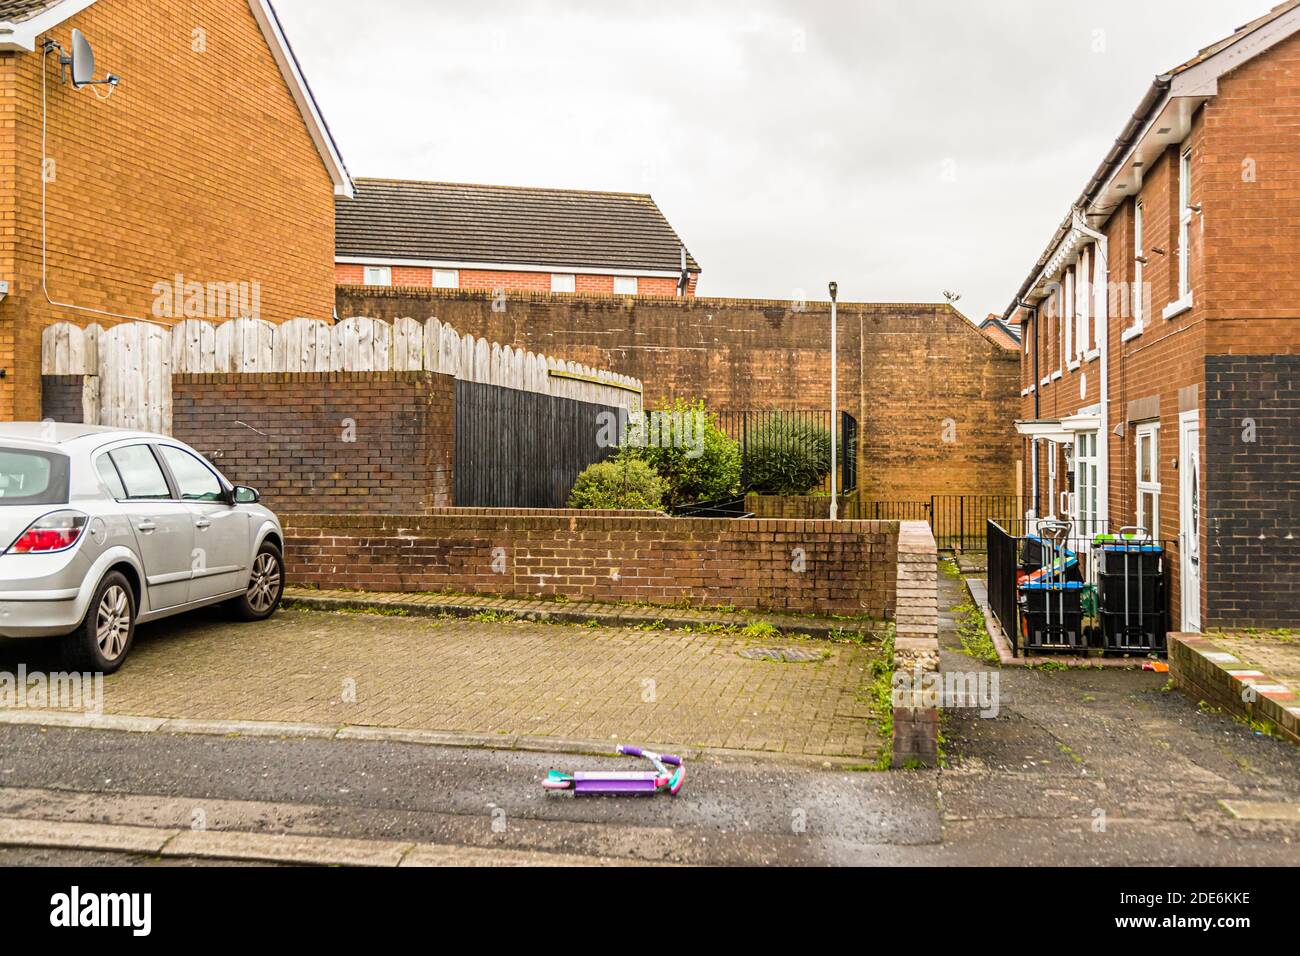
[568, 457, 666, 511]
[622, 399, 741, 506]
[745, 414, 836, 496]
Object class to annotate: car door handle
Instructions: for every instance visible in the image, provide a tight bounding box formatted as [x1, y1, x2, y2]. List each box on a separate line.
[195, 519, 212, 531]
[137, 521, 157, 534]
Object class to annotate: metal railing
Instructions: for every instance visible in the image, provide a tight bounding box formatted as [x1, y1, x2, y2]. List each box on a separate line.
[985, 519, 1172, 657]
[714, 409, 858, 496]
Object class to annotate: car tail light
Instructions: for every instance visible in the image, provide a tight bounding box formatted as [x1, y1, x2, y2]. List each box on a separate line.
[7, 511, 89, 554]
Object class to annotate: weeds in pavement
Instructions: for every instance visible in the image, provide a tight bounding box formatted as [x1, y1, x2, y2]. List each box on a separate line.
[954, 601, 999, 665]
[469, 610, 517, 624]
[740, 621, 781, 641]
[866, 627, 897, 771]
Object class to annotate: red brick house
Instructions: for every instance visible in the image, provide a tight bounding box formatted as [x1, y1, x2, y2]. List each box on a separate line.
[978, 314, 1021, 351]
[335, 179, 701, 298]
[0, 0, 351, 421]
[1005, 0, 1300, 630]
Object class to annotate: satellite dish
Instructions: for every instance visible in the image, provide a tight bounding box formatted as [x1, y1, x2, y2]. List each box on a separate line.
[69, 29, 96, 88]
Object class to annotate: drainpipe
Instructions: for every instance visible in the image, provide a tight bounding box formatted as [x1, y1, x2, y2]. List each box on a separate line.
[1072, 209, 1110, 534]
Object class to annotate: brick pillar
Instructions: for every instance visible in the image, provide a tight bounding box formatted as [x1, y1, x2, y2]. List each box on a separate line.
[892, 520, 940, 767]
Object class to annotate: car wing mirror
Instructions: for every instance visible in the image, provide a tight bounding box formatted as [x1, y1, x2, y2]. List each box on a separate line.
[232, 486, 261, 505]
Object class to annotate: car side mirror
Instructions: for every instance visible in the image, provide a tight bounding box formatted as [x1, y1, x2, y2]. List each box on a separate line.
[232, 486, 260, 505]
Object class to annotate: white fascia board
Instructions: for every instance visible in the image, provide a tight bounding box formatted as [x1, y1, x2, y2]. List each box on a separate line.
[336, 256, 681, 279]
[247, 0, 354, 198]
[0, 0, 99, 51]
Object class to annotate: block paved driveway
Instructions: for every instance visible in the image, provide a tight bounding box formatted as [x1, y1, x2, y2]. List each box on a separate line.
[1, 609, 882, 760]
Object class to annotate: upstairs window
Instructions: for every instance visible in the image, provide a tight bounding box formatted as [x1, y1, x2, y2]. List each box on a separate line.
[551, 274, 576, 294]
[363, 266, 392, 287]
[432, 269, 459, 289]
[613, 276, 638, 296]
[1178, 146, 1193, 301]
[1133, 200, 1145, 329]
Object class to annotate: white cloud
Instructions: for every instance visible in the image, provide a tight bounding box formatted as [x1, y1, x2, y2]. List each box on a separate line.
[278, 0, 1271, 320]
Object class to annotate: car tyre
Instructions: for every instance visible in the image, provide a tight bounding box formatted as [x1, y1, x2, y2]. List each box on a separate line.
[62, 570, 136, 675]
[232, 541, 284, 622]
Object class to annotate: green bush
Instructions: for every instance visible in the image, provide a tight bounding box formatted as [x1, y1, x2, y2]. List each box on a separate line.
[745, 414, 836, 496]
[621, 399, 741, 506]
[568, 457, 666, 511]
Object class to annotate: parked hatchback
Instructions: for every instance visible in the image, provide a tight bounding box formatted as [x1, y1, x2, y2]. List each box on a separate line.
[0, 424, 285, 673]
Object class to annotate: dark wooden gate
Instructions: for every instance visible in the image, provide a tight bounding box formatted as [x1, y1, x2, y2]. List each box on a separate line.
[454, 380, 622, 508]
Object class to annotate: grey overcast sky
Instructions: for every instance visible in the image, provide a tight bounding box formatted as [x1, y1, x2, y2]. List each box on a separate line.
[276, 0, 1271, 321]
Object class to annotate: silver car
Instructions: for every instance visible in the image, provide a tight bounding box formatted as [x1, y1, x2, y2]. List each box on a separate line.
[0, 424, 285, 673]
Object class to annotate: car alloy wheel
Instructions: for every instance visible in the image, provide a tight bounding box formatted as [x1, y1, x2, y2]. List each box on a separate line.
[247, 552, 281, 614]
[96, 585, 131, 662]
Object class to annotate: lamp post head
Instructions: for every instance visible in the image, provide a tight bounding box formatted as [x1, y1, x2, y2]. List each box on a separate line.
[828, 282, 838, 302]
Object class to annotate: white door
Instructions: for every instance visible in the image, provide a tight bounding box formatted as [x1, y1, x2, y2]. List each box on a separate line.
[1179, 411, 1202, 632]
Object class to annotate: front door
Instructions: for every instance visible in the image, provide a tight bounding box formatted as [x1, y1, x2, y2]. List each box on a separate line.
[1073, 431, 1100, 539]
[1179, 411, 1202, 632]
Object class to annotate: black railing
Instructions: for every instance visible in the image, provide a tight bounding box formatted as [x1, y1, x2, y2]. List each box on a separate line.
[984, 519, 1172, 657]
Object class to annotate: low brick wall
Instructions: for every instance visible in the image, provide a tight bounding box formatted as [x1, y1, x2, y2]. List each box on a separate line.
[282, 511, 899, 617]
[172, 371, 454, 515]
[1169, 633, 1299, 745]
[891, 521, 940, 768]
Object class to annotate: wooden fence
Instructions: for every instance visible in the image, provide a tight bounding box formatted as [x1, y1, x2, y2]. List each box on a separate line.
[455, 381, 622, 508]
[41, 317, 643, 435]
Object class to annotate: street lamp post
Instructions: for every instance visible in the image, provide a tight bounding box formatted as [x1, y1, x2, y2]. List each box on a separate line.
[829, 281, 839, 521]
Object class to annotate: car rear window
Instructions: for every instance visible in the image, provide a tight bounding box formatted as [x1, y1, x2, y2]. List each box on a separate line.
[0, 448, 70, 506]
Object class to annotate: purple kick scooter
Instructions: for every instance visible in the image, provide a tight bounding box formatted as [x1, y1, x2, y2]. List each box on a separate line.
[543, 745, 685, 796]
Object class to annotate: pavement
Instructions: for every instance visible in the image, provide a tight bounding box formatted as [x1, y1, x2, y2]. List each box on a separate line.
[1211, 630, 1300, 699]
[0, 568, 1294, 866]
[0, 606, 883, 761]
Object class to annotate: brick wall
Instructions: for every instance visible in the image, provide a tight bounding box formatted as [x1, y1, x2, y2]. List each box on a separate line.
[891, 521, 940, 768]
[39, 375, 84, 424]
[335, 266, 697, 298]
[1203, 355, 1300, 628]
[171, 372, 454, 515]
[337, 287, 1022, 503]
[283, 512, 901, 618]
[0, 0, 338, 423]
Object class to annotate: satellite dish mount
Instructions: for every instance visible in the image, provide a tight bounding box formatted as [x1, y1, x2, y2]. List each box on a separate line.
[44, 29, 120, 90]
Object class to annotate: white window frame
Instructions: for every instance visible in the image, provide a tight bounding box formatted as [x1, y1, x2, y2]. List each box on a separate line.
[613, 276, 638, 296]
[1135, 421, 1161, 537]
[551, 273, 576, 294]
[1077, 247, 1090, 358]
[1073, 431, 1101, 538]
[1063, 268, 1076, 369]
[1164, 146, 1195, 319]
[363, 266, 392, 287]
[432, 269, 459, 289]
[1124, 201, 1145, 340]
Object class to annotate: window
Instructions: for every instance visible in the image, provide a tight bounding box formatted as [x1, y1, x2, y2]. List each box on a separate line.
[1178, 146, 1192, 300]
[1077, 247, 1090, 356]
[109, 445, 172, 500]
[363, 266, 392, 287]
[432, 269, 459, 289]
[1132, 200, 1145, 330]
[0, 448, 68, 506]
[160, 446, 225, 502]
[95, 454, 127, 500]
[551, 274, 576, 294]
[1063, 268, 1074, 368]
[1135, 423, 1161, 535]
[613, 276, 638, 296]
[1074, 432, 1100, 537]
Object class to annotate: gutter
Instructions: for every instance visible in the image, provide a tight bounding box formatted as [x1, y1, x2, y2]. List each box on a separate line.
[1002, 75, 1172, 321]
